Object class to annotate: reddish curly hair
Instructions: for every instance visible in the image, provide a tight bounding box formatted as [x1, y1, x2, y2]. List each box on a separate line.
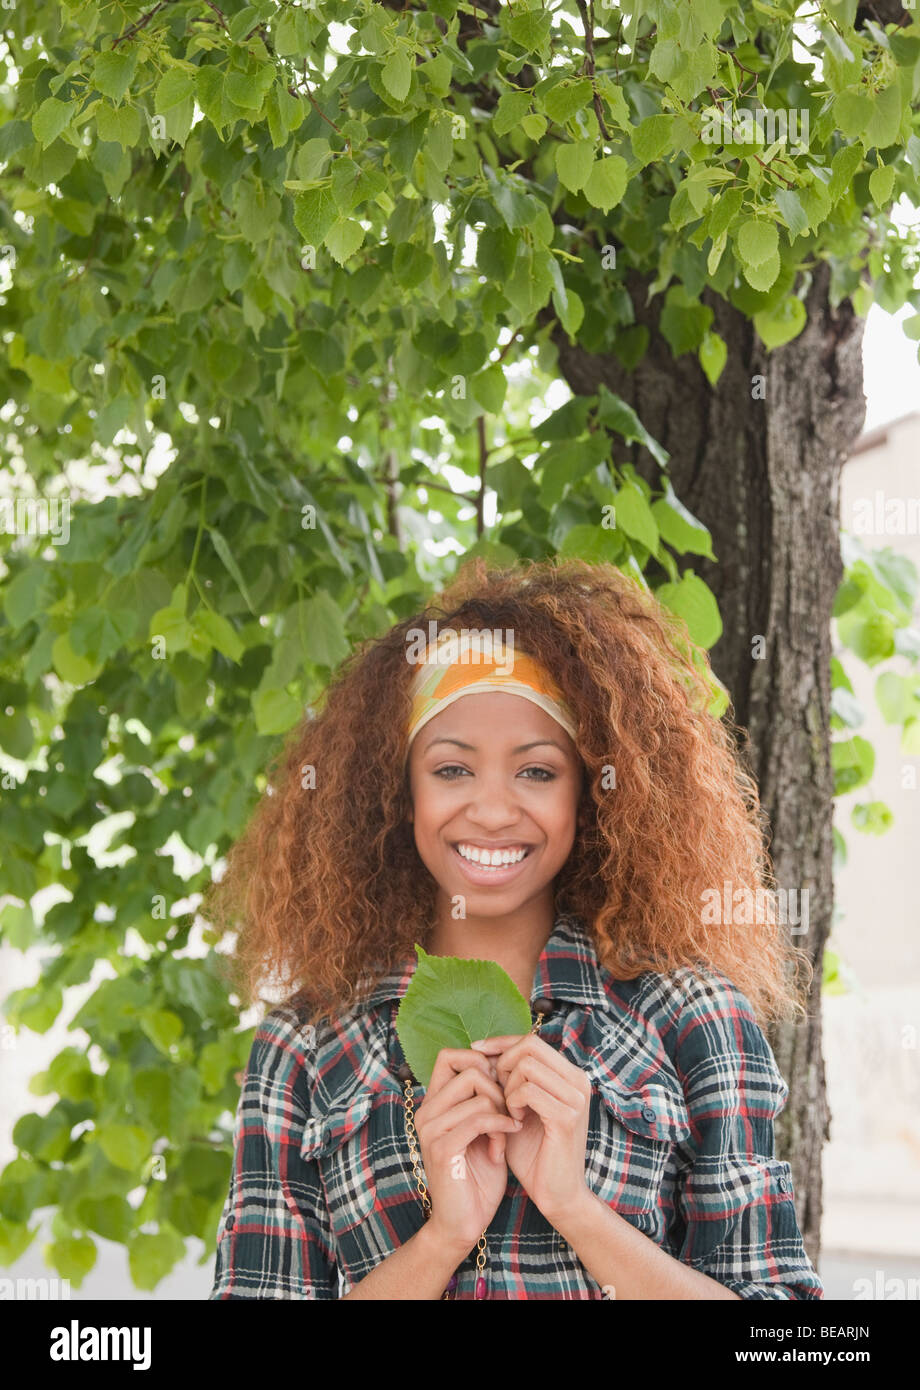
[204, 558, 810, 1029]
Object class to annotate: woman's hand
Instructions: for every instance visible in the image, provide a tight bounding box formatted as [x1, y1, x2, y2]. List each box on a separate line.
[413, 1048, 522, 1254]
[470, 1034, 593, 1226]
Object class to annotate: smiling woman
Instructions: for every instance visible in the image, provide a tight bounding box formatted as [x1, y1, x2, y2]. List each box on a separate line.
[203, 556, 823, 1300]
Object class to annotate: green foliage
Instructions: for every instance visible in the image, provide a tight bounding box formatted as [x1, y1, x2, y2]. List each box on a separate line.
[832, 535, 920, 865]
[1, 0, 918, 1289]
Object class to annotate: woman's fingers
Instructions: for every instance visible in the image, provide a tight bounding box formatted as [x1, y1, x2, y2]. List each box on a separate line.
[503, 1079, 577, 1130]
[424, 1094, 520, 1147]
[426, 1048, 493, 1099]
[501, 1055, 583, 1116]
[417, 1060, 509, 1126]
[427, 1108, 522, 1165]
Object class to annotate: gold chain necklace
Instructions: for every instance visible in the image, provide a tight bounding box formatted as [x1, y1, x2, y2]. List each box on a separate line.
[400, 999, 551, 1300]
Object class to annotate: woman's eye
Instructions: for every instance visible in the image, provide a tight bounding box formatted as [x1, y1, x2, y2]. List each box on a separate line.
[519, 767, 556, 782]
[434, 765, 469, 779]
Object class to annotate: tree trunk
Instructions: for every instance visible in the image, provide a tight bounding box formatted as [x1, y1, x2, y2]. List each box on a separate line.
[541, 261, 867, 1265]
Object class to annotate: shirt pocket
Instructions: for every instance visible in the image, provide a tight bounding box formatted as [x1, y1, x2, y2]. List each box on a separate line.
[677, 1152, 798, 1266]
[585, 1071, 691, 1232]
[300, 1084, 378, 1239]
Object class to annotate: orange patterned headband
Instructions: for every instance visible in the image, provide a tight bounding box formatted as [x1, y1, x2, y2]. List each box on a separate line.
[405, 625, 577, 751]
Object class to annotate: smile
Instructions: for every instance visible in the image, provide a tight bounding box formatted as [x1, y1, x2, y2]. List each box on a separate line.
[451, 842, 534, 880]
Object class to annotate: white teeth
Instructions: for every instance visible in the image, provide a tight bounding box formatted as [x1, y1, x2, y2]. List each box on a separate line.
[456, 844, 528, 868]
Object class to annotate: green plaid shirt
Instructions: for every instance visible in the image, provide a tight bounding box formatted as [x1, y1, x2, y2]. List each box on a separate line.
[210, 913, 823, 1300]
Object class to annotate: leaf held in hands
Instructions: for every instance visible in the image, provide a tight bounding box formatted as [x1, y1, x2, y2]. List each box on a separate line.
[394, 946, 533, 1087]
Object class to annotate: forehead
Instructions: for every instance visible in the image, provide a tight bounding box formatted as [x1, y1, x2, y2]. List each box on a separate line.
[415, 691, 573, 752]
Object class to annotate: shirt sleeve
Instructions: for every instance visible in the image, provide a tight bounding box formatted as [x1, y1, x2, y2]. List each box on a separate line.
[209, 1009, 339, 1300]
[666, 970, 824, 1301]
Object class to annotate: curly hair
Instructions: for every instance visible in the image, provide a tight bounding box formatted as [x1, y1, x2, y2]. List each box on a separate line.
[204, 558, 811, 1030]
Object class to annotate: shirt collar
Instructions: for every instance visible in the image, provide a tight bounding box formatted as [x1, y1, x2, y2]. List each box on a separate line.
[352, 912, 610, 1014]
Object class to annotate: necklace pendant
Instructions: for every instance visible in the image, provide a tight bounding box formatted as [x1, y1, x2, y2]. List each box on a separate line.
[474, 1275, 487, 1300]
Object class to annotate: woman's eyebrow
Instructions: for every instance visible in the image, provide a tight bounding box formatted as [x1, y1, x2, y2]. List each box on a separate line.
[424, 737, 566, 753]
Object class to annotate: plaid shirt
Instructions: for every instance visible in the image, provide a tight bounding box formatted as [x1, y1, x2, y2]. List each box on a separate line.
[209, 913, 823, 1300]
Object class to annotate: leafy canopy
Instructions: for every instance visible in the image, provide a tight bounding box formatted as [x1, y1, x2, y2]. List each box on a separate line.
[1, 0, 919, 1289]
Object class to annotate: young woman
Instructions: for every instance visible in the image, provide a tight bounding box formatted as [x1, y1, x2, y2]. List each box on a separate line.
[206, 558, 824, 1300]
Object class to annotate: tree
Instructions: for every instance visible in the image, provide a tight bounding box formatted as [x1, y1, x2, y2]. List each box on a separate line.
[1, 0, 918, 1289]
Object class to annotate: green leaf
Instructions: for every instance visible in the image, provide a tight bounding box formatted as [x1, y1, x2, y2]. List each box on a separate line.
[509, 8, 552, 52]
[901, 718, 920, 755]
[631, 114, 673, 167]
[659, 286, 713, 357]
[471, 365, 507, 415]
[698, 329, 727, 385]
[655, 572, 723, 647]
[543, 78, 593, 125]
[612, 482, 659, 552]
[584, 155, 628, 212]
[4, 564, 52, 629]
[774, 188, 808, 241]
[32, 97, 73, 148]
[834, 89, 873, 138]
[295, 590, 350, 667]
[293, 186, 337, 246]
[140, 1009, 184, 1054]
[832, 735, 875, 794]
[324, 218, 365, 264]
[96, 103, 141, 149]
[93, 50, 138, 103]
[742, 251, 781, 292]
[868, 163, 895, 206]
[521, 112, 547, 141]
[754, 296, 807, 349]
[394, 946, 533, 1087]
[864, 84, 902, 150]
[382, 49, 412, 103]
[555, 140, 594, 193]
[128, 1229, 185, 1292]
[95, 1124, 151, 1171]
[252, 687, 302, 736]
[595, 387, 669, 466]
[208, 528, 256, 613]
[44, 1235, 96, 1286]
[651, 483, 715, 559]
[875, 671, 919, 724]
[194, 609, 245, 663]
[851, 801, 893, 835]
[51, 633, 101, 685]
[155, 68, 196, 113]
[494, 89, 531, 135]
[736, 219, 779, 268]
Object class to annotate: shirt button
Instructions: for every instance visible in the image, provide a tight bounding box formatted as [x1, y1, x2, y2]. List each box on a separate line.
[641, 1106, 656, 1122]
[778, 1176, 789, 1192]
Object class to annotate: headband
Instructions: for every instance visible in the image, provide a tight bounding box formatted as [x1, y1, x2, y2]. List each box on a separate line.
[405, 628, 577, 751]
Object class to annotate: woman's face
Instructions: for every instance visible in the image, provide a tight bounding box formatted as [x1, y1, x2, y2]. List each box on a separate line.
[407, 692, 582, 919]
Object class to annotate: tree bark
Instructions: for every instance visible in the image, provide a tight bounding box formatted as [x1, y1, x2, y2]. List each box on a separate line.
[540, 262, 867, 1265]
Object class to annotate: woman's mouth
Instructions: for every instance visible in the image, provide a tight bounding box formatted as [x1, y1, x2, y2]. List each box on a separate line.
[450, 841, 534, 884]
